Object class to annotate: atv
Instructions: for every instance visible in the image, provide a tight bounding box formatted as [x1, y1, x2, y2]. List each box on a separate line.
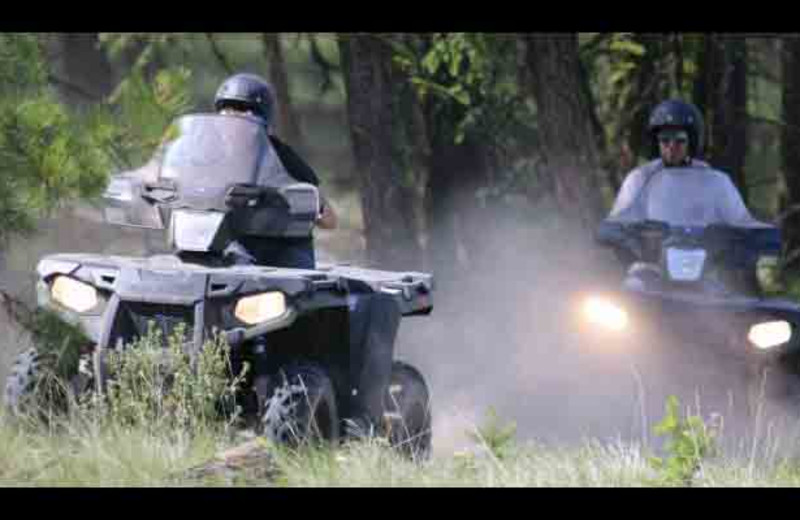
[3, 113, 434, 455]
[583, 215, 800, 410]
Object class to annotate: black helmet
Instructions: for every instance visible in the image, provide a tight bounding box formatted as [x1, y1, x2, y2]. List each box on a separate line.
[214, 73, 275, 125]
[647, 99, 705, 158]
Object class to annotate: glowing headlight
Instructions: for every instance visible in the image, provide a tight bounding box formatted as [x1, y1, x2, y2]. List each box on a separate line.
[582, 296, 629, 332]
[234, 292, 287, 325]
[748, 320, 792, 350]
[51, 276, 98, 313]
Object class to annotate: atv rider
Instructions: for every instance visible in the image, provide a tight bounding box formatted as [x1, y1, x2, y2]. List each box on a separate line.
[214, 72, 338, 269]
[604, 99, 773, 290]
[608, 99, 759, 227]
[215, 74, 393, 432]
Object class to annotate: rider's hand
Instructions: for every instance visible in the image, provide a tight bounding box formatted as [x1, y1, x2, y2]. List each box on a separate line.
[317, 194, 338, 230]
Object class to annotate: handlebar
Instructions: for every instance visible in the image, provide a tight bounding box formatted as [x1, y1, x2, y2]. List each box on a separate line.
[596, 219, 781, 266]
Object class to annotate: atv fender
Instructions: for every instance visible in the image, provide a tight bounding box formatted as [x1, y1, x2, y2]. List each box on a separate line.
[348, 292, 402, 428]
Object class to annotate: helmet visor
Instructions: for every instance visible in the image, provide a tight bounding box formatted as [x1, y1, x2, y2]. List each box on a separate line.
[657, 129, 689, 145]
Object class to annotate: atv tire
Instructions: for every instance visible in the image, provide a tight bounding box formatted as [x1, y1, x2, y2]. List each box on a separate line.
[260, 363, 340, 447]
[382, 361, 432, 459]
[4, 347, 93, 419]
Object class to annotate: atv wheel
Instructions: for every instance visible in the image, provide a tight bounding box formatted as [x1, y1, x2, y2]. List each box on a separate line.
[382, 361, 432, 459]
[260, 363, 340, 447]
[3, 347, 93, 419]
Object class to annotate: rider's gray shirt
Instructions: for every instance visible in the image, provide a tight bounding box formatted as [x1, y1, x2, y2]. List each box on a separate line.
[608, 158, 766, 228]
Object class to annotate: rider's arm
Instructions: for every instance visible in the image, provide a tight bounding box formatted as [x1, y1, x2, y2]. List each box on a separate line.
[608, 167, 647, 218]
[716, 173, 761, 226]
[269, 135, 338, 230]
[269, 135, 319, 185]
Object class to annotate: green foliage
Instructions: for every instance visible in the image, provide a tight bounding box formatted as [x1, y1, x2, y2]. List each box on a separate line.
[100, 67, 195, 168]
[0, 34, 49, 94]
[7, 305, 245, 438]
[416, 33, 486, 107]
[101, 324, 244, 436]
[99, 33, 192, 76]
[0, 35, 107, 242]
[649, 395, 720, 486]
[0, 96, 109, 210]
[4, 305, 94, 418]
[607, 34, 646, 58]
[469, 407, 517, 460]
[395, 33, 534, 147]
[27, 307, 91, 381]
[388, 33, 540, 204]
[0, 35, 194, 246]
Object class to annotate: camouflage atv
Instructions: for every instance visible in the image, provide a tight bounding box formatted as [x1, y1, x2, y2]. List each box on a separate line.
[3, 114, 434, 455]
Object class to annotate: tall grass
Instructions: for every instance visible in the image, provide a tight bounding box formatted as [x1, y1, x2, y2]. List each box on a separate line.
[6, 320, 800, 486]
[0, 410, 221, 486]
[0, 324, 246, 486]
[6, 396, 800, 486]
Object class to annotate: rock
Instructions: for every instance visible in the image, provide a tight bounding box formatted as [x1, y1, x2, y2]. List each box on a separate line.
[182, 438, 280, 484]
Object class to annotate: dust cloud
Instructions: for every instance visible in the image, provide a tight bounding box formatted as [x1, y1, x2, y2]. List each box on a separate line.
[389, 200, 800, 458]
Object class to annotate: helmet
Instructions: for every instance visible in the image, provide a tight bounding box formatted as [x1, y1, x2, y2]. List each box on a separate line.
[214, 73, 275, 125]
[647, 99, 705, 158]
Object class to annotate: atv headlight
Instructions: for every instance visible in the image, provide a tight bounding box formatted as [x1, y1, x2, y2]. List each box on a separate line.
[234, 292, 287, 325]
[582, 296, 628, 332]
[748, 320, 792, 350]
[51, 276, 98, 313]
[170, 210, 225, 252]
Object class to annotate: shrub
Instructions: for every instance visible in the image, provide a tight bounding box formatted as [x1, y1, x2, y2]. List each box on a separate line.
[649, 395, 720, 486]
[100, 324, 245, 437]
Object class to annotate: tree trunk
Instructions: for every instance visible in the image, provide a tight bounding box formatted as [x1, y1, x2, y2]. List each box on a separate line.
[672, 33, 685, 95]
[577, 41, 615, 192]
[628, 34, 670, 162]
[40, 33, 114, 106]
[523, 33, 606, 229]
[781, 36, 800, 271]
[708, 35, 747, 200]
[261, 33, 305, 150]
[692, 34, 712, 117]
[337, 33, 425, 270]
[698, 35, 748, 200]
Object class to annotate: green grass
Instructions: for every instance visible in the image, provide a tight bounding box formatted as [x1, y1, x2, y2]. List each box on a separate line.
[0, 412, 220, 486]
[265, 437, 654, 487]
[4, 384, 800, 488]
[5, 414, 800, 487]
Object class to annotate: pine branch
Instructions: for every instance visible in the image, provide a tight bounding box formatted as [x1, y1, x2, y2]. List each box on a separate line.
[308, 34, 340, 95]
